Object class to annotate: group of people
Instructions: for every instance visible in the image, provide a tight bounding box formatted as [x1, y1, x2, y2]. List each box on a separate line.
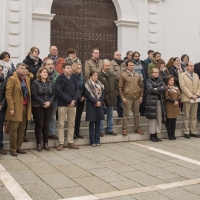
[0, 46, 200, 156]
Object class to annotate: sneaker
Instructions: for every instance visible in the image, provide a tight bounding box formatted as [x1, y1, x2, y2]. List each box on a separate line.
[67, 143, 79, 149]
[106, 131, 117, 136]
[0, 149, 7, 155]
[57, 144, 64, 151]
[49, 134, 58, 140]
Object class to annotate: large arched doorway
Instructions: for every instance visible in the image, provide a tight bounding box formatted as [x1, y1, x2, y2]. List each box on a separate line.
[51, 0, 117, 65]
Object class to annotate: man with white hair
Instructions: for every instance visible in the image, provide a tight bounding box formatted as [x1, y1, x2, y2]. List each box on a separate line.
[98, 59, 118, 136]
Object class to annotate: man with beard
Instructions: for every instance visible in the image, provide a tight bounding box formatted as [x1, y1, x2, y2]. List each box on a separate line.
[132, 51, 148, 116]
[110, 51, 125, 117]
[5, 63, 31, 156]
[43, 59, 60, 139]
[43, 46, 65, 74]
[147, 52, 161, 76]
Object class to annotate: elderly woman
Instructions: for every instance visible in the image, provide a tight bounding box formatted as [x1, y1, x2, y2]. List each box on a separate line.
[65, 48, 82, 66]
[71, 63, 85, 139]
[0, 51, 15, 79]
[146, 68, 166, 142]
[85, 71, 104, 147]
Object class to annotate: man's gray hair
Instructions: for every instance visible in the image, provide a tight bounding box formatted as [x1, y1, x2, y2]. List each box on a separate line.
[103, 59, 110, 65]
[16, 62, 26, 69]
[43, 58, 54, 67]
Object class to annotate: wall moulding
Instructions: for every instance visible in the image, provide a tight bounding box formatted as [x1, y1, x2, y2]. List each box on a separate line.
[32, 13, 55, 21]
[115, 20, 139, 27]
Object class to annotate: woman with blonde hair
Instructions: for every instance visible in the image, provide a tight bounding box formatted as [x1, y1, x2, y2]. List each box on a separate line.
[71, 63, 85, 139]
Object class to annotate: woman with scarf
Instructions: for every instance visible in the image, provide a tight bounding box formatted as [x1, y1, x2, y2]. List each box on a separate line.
[0, 65, 7, 155]
[23, 47, 42, 84]
[180, 54, 189, 72]
[85, 71, 104, 147]
[65, 48, 82, 66]
[165, 75, 181, 140]
[71, 63, 85, 139]
[146, 68, 166, 142]
[0, 51, 15, 79]
[155, 59, 170, 82]
[31, 67, 55, 151]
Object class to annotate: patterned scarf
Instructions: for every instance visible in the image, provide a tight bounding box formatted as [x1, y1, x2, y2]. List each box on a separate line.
[48, 54, 58, 66]
[73, 73, 84, 88]
[0, 60, 12, 78]
[29, 55, 39, 65]
[19, 75, 28, 98]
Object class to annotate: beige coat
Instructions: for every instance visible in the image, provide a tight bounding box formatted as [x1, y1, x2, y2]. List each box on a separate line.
[119, 71, 144, 100]
[179, 71, 200, 102]
[84, 58, 103, 79]
[109, 60, 126, 80]
[5, 72, 32, 121]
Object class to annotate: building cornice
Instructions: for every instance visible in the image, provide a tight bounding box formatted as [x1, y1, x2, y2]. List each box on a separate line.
[32, 13, 55, 21]
[115, 20, 139, 27]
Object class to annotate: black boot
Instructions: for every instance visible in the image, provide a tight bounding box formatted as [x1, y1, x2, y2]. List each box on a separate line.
[76, 132, 84, 139]
[150, 134, 158, 142]
[166, 118, 173, 140]
[37, 144, 42, 152]
[155, 132, 162, 142]
[73, 134, 78, 139]
[171, 118, 176, 140]
[44, 143, 50, 151]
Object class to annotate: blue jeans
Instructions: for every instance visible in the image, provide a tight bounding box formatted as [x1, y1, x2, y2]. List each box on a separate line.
[197, 103, 200, 120]
[0, 108, 5, 150]
[49, 100, 58, 136]
[117, 95, 123, 117]
[100, 107, 113, 133]
[89, 121, 100, 144]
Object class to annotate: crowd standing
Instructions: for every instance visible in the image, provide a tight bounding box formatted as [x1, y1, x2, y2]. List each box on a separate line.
[0, 46, 200, 156]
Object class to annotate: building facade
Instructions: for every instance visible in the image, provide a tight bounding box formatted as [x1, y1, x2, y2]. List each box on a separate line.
[0, 0, 200, 64]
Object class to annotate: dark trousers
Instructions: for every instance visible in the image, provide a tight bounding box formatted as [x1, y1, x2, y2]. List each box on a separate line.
[0, 108, 6, 150]
[74, 100, 84, 134]
[117, 95, 123, 117]
[32, 106, 53, 144]
[140, 89, 146, 114]
[197, 103, 200, 120]
[166, 118, 176, 139]
[89, 120, 100, 144]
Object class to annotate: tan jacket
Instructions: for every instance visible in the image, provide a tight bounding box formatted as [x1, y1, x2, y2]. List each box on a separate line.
[119, 71, 144, 100]
[109, 60, 126, 80]
[179, 71, 200, 102]
[5, 72, 32, 121]
[84, 58, 103, 79]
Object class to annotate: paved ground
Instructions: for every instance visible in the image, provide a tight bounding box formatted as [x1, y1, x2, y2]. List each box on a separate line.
[1, 137, 200, 200]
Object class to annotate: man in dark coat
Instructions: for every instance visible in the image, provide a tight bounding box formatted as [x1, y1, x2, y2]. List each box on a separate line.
[98, 59, 118, 136]
[144, 50, 154, 67]
[55, 62, 80, 151]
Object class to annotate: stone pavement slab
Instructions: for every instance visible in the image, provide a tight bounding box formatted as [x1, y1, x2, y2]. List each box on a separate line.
[109, 180, 142, 190]
[54, 149, 85, 160]
[104, 196, 136, 200]
[156, 174, 186, 183]
[42, 155, 72, 166]
[0, 159, 28, 171]
[181, 184, 200, 195]
[16, 152, 43, 164]
[131, 191, 171, 200]
[0, 180, 14, 200]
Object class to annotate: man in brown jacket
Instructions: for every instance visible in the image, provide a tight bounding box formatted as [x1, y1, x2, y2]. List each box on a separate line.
[5, 63, 32, 156]
[179, 61, 200, 139]
[84, 48, 103, 79]
[119, 60, 144, 136]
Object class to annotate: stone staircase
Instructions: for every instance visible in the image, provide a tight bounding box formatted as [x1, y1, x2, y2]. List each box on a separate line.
[2, 111, 196, 150]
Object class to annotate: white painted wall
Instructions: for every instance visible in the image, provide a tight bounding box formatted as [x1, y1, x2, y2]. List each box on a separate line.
[0, 0, 200, 65]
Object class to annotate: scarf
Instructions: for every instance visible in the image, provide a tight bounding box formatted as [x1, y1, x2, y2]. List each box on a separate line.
[29, 55, 39, 65]
[85, 79, 104, 101]
[66, 57, 81, 65]
[18, 75, 28, 98]
[73, 73, 84, 88]
[132, 59, 141, 65]
[114, 58, 123, 66]
[0, 60, 12, 78]
[160, 67, 167, 72]
[48, 54, 58, 66]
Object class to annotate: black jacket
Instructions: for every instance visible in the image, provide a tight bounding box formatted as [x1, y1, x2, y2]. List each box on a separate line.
[144, 57, 151, 67]
[169, 66, 179, 87]
[23, 55, 42, 83]
[160, 70, 170, 83]
[31, 80, 55, 107]
[194, 62, 200, 79]
[72, 74, 85, 101]
[0, 76, 7, 108]
[146, 77, 166, 119]
[55, 74, 79, 106]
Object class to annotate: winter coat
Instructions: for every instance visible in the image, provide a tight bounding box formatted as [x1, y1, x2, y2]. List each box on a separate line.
[0, 76, 7, 108]
[109, 60, 126, 81]
[5, 72, 32, 121]
[72, 73, 85, 101]
[147, 58, 157, 77]
[160, 69, 170, 83]
[31, 80, 55, 107]
[145, 76, 166, 119]
[144, 57, 152, 67]
[169, 66, 180, 87]
[84, 58, 103, 80]
[119, 71, 144, 100]
[179, 71, 200, 103]
[23, 55, 42, 83]
[55, 74, 79, 106]
[194, 62, 200, 79]
[98, 71, 118, 107]
[85, 87, 105, 122]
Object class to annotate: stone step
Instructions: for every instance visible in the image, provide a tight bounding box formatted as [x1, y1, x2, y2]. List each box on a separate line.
[2, 128, 194, 151]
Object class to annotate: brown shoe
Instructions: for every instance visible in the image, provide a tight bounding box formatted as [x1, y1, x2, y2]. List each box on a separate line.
[10, 151, 18, 156]
[49, 134, 58, 140]
[57, 144, 64, 151]
[0, 149, 7, 155]
[135, 128, 144, 135]
[122, 130, 127, 136]
[67, 143, 79, 149]
[16, 148, 26, 154]
[23, 136, 29, 142]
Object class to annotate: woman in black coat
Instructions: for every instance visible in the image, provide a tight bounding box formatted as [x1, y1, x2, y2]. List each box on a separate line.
[85, 71, 104, 147]
[146, 68, 166, 142]
[155, 59, 170, 82]
[23, 46, 42, 84]
[0, 65, 7, 155]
